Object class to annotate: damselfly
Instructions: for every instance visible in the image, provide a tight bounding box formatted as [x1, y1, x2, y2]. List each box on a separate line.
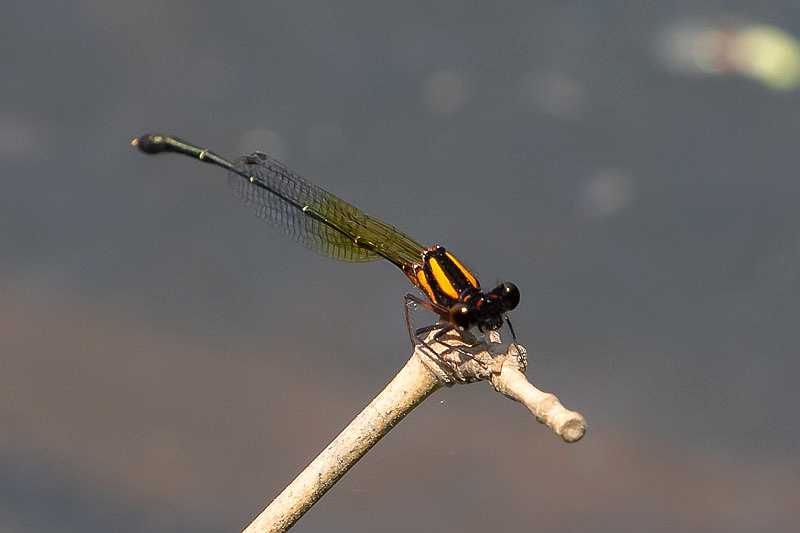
[131, 134, 520, 350]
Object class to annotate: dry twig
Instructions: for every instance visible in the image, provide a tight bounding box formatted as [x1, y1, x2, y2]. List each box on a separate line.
[242, 331, 586, 533]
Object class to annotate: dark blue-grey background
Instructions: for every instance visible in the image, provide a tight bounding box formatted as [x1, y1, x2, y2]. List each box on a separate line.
[2, 2, 798, 532]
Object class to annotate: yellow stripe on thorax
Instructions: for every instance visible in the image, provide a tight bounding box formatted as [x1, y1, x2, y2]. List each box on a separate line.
[444, 251, 479, 288]
[416, 270, 437, 303]
[428, 257, 459, 299]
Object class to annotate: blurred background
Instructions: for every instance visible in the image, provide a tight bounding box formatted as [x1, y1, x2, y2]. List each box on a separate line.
[2, 1, 799, 532]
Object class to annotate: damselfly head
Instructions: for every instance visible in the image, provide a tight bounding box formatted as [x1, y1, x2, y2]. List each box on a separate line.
[495, 282, 520, 312]
[477, 282, 520, 332]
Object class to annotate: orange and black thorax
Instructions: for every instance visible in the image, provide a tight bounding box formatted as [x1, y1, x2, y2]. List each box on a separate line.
[404, 245, 519, 332]
[408, 246, 479, 307]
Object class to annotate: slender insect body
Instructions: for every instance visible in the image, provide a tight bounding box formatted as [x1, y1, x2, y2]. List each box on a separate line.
[131, 133, 520, 338]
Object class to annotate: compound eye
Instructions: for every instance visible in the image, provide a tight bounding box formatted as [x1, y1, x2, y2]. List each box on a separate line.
[499, 282, 520, 311]
[449, 303, 472, 330]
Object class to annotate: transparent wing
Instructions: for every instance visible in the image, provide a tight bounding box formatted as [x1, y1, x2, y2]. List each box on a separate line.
[227, 152, 425, 266]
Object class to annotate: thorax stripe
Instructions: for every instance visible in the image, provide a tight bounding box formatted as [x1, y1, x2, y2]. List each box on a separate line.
[444, 251, 479, 289]
[415, 269, 437, 303]
[427, 256, 460, 300]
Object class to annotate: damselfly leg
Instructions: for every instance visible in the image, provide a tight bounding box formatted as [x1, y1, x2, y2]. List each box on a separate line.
[403, 294, 481, 363]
